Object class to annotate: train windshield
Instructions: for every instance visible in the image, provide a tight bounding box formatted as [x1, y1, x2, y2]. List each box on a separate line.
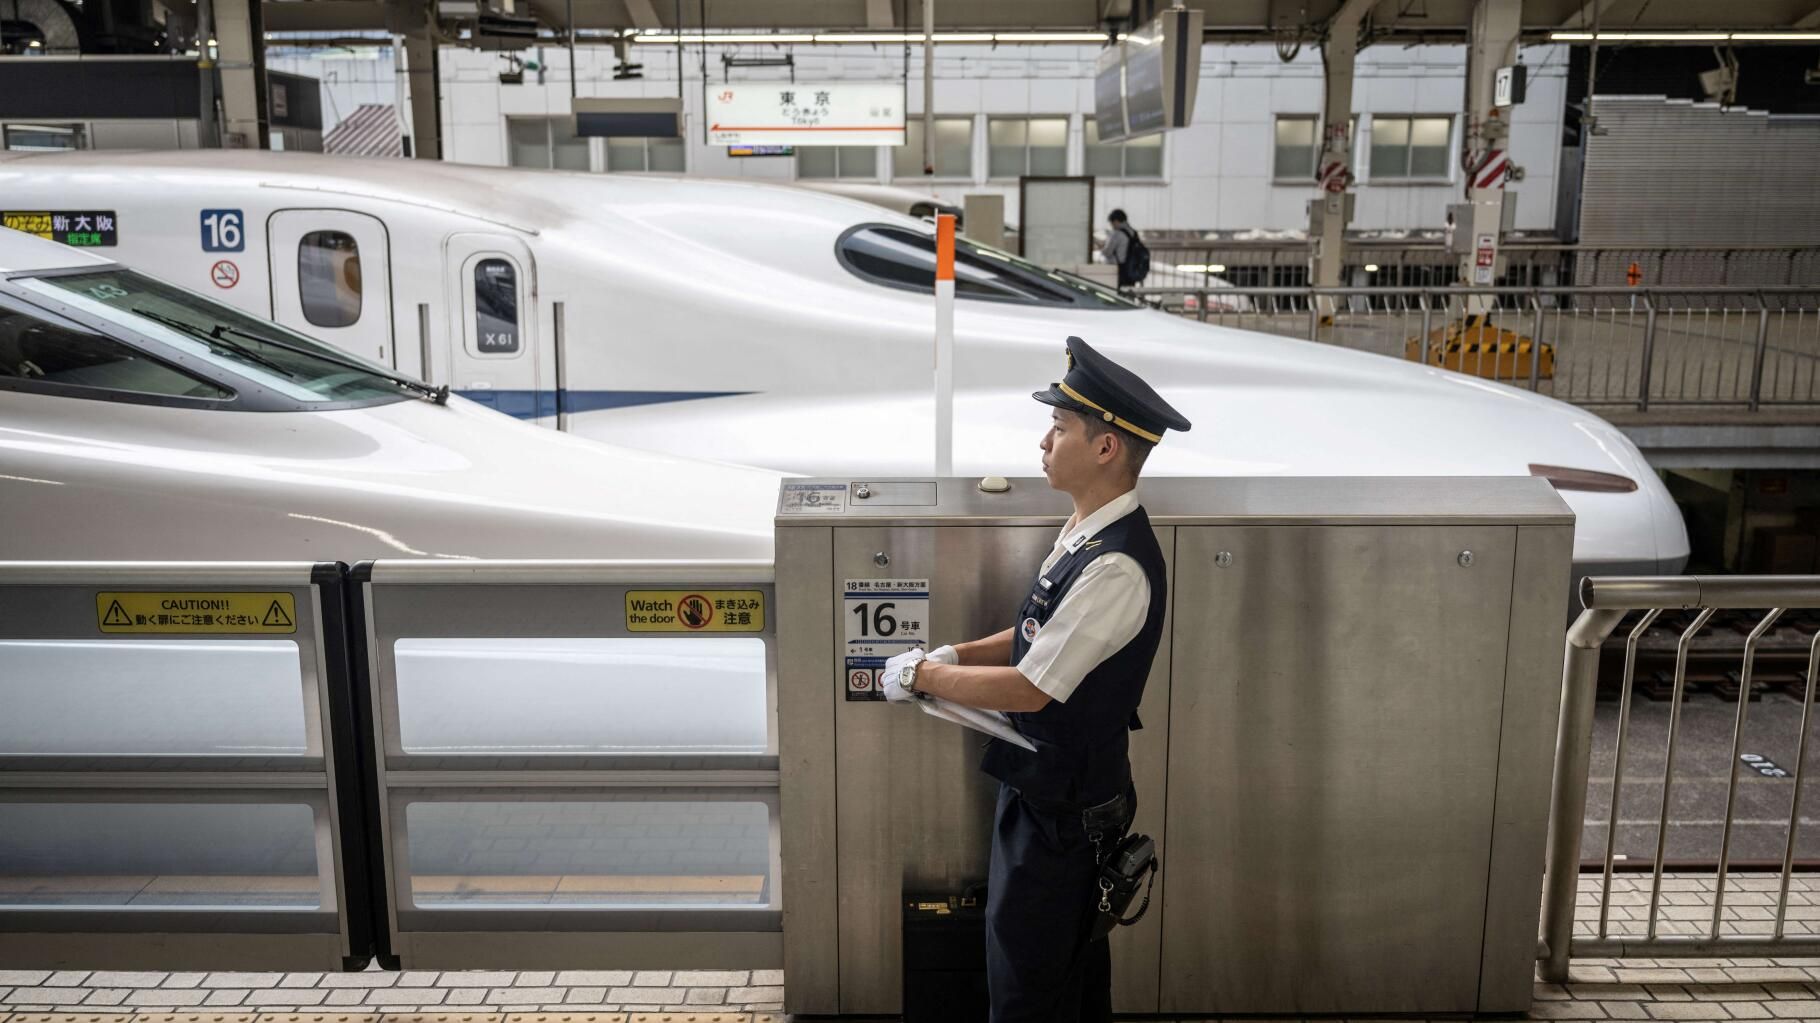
[836, 224, 1142, 309]
[20, 269, 411, 404]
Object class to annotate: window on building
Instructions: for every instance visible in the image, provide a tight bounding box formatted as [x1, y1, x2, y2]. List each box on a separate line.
[2, 123, 87, 152]
[0, 301, 229, 400]
[1370, 116, 1452, 180]
[987, 117, 1068, 178]
[1271, 116, 1358, 182]
[506, 116, 589, 171]
[1273, 116, 1319, 180]
[605, 136, 686, 173]
[297, 230, 362, 329]
[893, 117, 973, 179]
[1083, 119, 1164, 179]
[797, 145, 878, 180]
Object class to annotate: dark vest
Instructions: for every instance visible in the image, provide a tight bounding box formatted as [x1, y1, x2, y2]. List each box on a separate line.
[980, 506, 1167, 809]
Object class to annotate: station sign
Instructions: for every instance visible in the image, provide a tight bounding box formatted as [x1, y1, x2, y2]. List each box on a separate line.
[707, 83, 904, 147]
[3, 209, 117, 247]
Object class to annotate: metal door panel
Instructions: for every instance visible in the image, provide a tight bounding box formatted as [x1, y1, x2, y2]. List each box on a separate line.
[831, 525, 1050, 1015]
[266, 209, 394, 367]
[1160, 524, 1516, 1014]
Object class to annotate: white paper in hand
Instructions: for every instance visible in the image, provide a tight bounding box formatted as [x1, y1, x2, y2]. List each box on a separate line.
[917, 696, 1037, 752]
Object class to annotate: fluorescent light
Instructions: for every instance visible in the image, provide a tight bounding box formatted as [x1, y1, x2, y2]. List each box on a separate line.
[1364, 263, 1380, 272]
[994, 32, 1107, 42]
[1210, 263, 1226, 273]
[1175, 263, 1209, 273]
[634, 33, 816, 44]
[633, 29, 1100, 45]
[1731, 32, 1820, 41]
[1549, 30, 1735, 42]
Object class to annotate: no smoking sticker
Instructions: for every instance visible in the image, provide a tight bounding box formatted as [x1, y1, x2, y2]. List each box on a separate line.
[211, 260, 240, 289]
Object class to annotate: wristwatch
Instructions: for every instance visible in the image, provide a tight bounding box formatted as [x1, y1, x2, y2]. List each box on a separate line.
[900, 655, 923, 695]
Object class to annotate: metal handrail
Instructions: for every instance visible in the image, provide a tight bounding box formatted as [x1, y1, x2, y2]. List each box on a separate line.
[1540, 575, 1820, 982]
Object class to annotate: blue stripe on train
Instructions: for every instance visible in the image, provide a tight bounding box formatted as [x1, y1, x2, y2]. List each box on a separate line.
[454, 389, 754, 420]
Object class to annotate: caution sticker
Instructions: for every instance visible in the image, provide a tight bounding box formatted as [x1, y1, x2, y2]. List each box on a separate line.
[626, 590, 766, 632]
[97, 592, 298, 634]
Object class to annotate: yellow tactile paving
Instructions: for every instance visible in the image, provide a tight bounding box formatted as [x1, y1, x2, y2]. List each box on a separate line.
[255, 1015, 381, 1023]
[378, 1015, 507, 1023]
[500, 1015, 630, 1023]
[410, 876, 765, 896]
[627, 1015, 749, 1023]
[132, 1014, 264, 1023]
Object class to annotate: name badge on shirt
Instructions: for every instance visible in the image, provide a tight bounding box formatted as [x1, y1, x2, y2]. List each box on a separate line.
[1021, 616, 1041, 642]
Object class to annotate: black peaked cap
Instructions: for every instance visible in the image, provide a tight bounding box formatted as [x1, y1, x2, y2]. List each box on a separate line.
[1032, 336, 1192, 443]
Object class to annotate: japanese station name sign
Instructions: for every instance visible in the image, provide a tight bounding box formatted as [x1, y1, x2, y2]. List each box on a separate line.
[707, 83, 904, 147]
[3, 210, 118, 247]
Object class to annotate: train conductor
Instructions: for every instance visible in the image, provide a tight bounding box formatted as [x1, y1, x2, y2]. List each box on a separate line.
[877, 335, 1191, 1023]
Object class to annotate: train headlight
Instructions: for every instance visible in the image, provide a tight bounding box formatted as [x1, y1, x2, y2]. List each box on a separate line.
[1528, 464, 1638, 493]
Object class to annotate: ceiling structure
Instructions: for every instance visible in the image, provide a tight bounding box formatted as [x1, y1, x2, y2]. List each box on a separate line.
[261, 0, 1820, 43]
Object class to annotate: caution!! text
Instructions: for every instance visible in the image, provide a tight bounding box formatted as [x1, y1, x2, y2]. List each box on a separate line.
[97, 592, 299, 634]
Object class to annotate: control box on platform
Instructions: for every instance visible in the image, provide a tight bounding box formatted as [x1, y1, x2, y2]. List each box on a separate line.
[776, 476, 1572, 1017]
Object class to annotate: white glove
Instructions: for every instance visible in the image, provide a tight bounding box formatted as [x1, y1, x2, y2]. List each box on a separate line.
[879, 648, 927, 703]
[926, 644, 959, 666]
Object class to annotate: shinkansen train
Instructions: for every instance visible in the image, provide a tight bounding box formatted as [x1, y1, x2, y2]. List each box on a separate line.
[0, 229, 780, 561]
[0, 150, 1688, 575]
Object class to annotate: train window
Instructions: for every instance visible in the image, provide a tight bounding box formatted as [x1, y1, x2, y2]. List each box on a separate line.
[402, 799, 775, 910]
[835, 224, 1141, 309]
[392, 637, 769, 755]
[298, 230, 363, 328]
[0, 639, 309, 756]
[0, 301, 230, 399]
[472, 258, 521, 355]
[22, 269, 408, 405]
[0, 802, 323, 910]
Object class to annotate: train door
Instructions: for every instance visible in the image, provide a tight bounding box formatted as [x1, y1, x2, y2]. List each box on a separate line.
[266, 210, 396, 367]
[443, 233, 550, 425]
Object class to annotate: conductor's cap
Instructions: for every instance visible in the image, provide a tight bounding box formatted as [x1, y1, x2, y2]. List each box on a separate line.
[1032, 336, 1191, 444]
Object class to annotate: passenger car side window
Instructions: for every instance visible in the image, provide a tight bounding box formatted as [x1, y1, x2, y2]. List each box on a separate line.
[0, 301, 229, 399]
[298, 230, 362, 328]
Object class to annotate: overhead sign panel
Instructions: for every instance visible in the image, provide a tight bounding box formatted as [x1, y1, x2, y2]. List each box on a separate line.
[1093, 6, 1203, 144]
[573, 97, 683, 138]
[707, 83, 904, 147]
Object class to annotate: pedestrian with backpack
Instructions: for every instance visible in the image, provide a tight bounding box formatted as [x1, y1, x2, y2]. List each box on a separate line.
[1098, 209, 1150, 291]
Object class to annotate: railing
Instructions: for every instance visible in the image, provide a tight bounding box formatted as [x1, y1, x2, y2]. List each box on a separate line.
[1540, 575, 1820, 983]
[1142, 242, 1820, 290]
[1128, 285, 1820, 410]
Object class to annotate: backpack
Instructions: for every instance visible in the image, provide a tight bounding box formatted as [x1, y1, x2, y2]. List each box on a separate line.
[1119, 226, 1150, 284]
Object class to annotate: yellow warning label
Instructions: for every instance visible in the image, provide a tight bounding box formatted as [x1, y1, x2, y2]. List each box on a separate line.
[625, 590, 765, 632]
[96, 592, 298, 634]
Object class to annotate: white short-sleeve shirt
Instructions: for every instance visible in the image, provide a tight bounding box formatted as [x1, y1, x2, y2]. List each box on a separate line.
[1015, 489, 1152, 703]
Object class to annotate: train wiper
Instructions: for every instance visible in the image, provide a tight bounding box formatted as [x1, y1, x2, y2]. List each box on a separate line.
[211, 322, 451, 406]
[132, 308, 298, 379]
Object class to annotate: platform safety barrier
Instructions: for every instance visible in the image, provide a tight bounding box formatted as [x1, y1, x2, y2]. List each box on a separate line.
[348, 559, 780, 970]
[1542, 575, 1820, 982]
[0, 559, 776, 972]
[0, 563, 372, 970]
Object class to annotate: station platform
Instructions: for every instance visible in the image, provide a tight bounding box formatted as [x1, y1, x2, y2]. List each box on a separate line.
[4, 871, 1820, 1021]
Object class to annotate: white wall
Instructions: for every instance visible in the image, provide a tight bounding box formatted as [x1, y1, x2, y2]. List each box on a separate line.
[271, 41, 1569, 234]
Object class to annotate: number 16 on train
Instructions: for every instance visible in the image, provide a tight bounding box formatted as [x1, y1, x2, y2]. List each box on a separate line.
[200, 209, 244, 252]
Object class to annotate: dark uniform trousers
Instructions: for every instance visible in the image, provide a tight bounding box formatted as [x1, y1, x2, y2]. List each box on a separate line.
[980, 506, 1168, 1023]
